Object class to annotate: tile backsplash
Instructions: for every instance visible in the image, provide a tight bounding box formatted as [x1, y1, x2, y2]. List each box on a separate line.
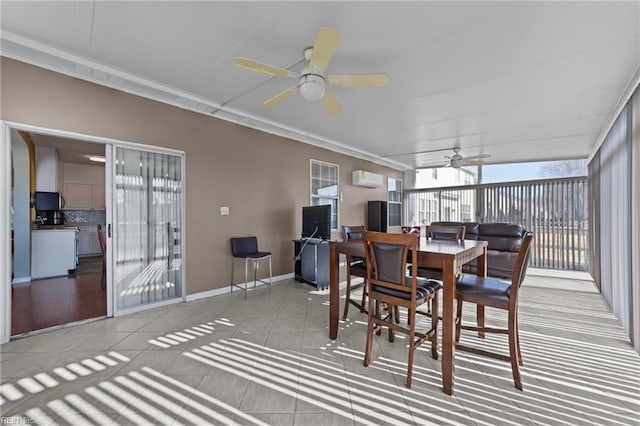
[65, 210, 106, 224]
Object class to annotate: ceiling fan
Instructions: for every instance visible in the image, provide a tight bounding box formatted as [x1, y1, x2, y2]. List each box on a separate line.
[445, 147, 491, 169]
[231, 27, 390, 114]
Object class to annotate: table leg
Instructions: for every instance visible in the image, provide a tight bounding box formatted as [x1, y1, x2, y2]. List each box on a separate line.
[441, 258, 456, 395]
[329, 244, 339, 340]
[476, 246, 488, 338]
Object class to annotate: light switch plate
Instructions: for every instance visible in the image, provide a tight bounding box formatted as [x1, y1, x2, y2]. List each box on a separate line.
[220, 206, 229, 216]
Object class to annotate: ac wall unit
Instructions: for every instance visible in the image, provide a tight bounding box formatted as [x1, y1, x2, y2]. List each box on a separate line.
[352, 170, 383, 188]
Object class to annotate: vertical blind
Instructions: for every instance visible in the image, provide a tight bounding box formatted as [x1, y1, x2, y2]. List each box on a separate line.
[589, 86, 639, 352]
[632, 89, 640, 350]
[114, 148, 183, 311]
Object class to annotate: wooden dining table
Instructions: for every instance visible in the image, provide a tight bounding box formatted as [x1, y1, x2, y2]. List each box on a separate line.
[328, 237, 488, 395]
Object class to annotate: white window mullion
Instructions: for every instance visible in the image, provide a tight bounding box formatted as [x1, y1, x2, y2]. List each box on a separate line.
[310, 159, 339, 232]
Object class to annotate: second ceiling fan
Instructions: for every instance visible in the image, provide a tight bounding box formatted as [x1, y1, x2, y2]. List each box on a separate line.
[445, 147, 491, 169]
[232, 27, 390, 114]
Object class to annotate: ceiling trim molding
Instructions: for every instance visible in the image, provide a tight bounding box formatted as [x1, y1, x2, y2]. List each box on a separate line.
[0, 30, 410, 171]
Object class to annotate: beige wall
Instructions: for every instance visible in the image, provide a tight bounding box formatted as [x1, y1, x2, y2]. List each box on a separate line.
[1, 58, 403, 295]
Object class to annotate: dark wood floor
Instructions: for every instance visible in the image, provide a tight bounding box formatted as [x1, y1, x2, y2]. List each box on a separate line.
[11, 270, 107, 336]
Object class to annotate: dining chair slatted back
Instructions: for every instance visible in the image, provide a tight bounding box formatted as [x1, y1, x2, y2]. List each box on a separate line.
[455, 232, 534, 390]
[341, 225, 368, 320]
[362, 231, 442, 388]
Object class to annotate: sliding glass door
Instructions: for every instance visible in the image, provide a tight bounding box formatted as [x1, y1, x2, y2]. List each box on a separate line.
[113, 147, 184, 312]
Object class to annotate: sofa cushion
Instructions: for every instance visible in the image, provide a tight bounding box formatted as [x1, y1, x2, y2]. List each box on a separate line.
[463, 252, 516, 280]
[431, 221, 527, 280]
[478, 223, 525, 252]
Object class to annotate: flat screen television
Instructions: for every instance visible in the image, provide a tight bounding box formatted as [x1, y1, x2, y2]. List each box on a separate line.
[302, 204, 332, 240]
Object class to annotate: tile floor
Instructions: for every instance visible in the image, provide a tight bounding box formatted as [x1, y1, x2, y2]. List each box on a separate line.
[1, 269, 638, 425]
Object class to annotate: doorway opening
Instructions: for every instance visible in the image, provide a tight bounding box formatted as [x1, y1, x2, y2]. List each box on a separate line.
[10, 130, 108, 336]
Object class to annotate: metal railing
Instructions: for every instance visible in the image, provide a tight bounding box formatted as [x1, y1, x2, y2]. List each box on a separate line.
[404, 177, 589, 271]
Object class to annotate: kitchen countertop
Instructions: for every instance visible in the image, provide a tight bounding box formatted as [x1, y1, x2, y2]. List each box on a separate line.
[33, 226, 79, 231]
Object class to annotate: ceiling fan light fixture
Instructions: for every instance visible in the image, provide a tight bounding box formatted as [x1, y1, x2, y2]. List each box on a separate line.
[450, 158, 463, 168]
[298, 74, 325, 101]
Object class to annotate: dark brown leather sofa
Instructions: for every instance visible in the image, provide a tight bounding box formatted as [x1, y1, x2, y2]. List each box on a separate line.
[431, 221, 527, 279]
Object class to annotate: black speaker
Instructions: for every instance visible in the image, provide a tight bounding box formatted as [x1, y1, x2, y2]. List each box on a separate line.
[367, 200, 387, 232]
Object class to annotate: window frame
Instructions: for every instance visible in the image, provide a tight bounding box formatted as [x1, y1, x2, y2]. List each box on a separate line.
[309, 159, 339, 232]
[387, 177, 402, 228]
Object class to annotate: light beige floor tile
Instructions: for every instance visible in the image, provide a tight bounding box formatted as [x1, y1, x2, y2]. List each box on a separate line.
[191, 371, 250, 410]
[295, 411, 356, 426]
[419, 411, 480, 425]
[584, 411, 640, 426]
[114, 350, 182, 375]
[1, 272, 638, 426]
[294, 364, 350, 414]
[161, 353, 213, 377]
[239, 380, 297, 413]
[524, 409, 596, 425]
[470, 410, 538, 425]
[352, 408, 417, 426]
[266, 329, 304, 350]
[252, 412, 296, 425]
[1, 376, 108, 417]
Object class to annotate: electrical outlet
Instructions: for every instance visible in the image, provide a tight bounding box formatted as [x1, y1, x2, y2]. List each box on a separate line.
[220, 206, 229, 216]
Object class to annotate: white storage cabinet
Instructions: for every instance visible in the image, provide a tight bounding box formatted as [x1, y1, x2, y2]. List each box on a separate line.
[32, 229, 78, 279]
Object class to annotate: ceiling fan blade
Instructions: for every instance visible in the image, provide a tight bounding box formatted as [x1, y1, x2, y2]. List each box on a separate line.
[465, 154, 491, 160]
[327, 73, 391, 87]
[264, 86, 298, 107]
[320, 90, 342, 114]
[464, 154, 491, 161]
[308, 28, 340, 75]
[232, 57, 299, 78]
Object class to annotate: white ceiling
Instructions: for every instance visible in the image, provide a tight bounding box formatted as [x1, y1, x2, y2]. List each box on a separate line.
[2, 1, 639, 171]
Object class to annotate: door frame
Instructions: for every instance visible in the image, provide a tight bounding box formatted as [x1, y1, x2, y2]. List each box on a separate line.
[0, 121, 186, 343]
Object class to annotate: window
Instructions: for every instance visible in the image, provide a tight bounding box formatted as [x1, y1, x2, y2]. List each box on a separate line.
[388, 177, 402, 227]
[310, 160, 339, 231]
[461, 204, 472, 221]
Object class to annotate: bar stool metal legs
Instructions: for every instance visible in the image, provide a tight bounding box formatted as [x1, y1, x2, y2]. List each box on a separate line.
[230, 237, 272, 299]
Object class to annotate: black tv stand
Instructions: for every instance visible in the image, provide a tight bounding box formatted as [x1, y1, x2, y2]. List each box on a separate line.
[293, 239, 329, 290]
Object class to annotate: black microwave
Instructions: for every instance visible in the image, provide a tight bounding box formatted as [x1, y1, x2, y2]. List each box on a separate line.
[34, 191, 63, 211]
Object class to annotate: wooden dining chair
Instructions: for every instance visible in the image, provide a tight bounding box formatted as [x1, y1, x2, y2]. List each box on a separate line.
[97, 224, 106, 290]
[362, 231, 442, 388]
[416, 224, 466, 281]
[455, 231, 534, 390]
[341, 225, 367, 320]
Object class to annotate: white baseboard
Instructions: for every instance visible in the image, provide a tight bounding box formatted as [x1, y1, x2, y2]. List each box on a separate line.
[185, 272, 294, 302]
[12, 276, 31, 284]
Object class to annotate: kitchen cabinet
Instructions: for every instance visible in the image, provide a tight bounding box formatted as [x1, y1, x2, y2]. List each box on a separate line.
[92, 185, 106, 210]
[62, 162, 104, 185]
[35, 146, 60, 192]
[61, 162, 105, 210]
[32, 229, 78, 279]
[62, 183, 105, 210]
[78, 225, 103, 256]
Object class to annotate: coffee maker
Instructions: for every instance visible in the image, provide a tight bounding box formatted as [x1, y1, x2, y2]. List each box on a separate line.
[49, 210, 65, 225]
